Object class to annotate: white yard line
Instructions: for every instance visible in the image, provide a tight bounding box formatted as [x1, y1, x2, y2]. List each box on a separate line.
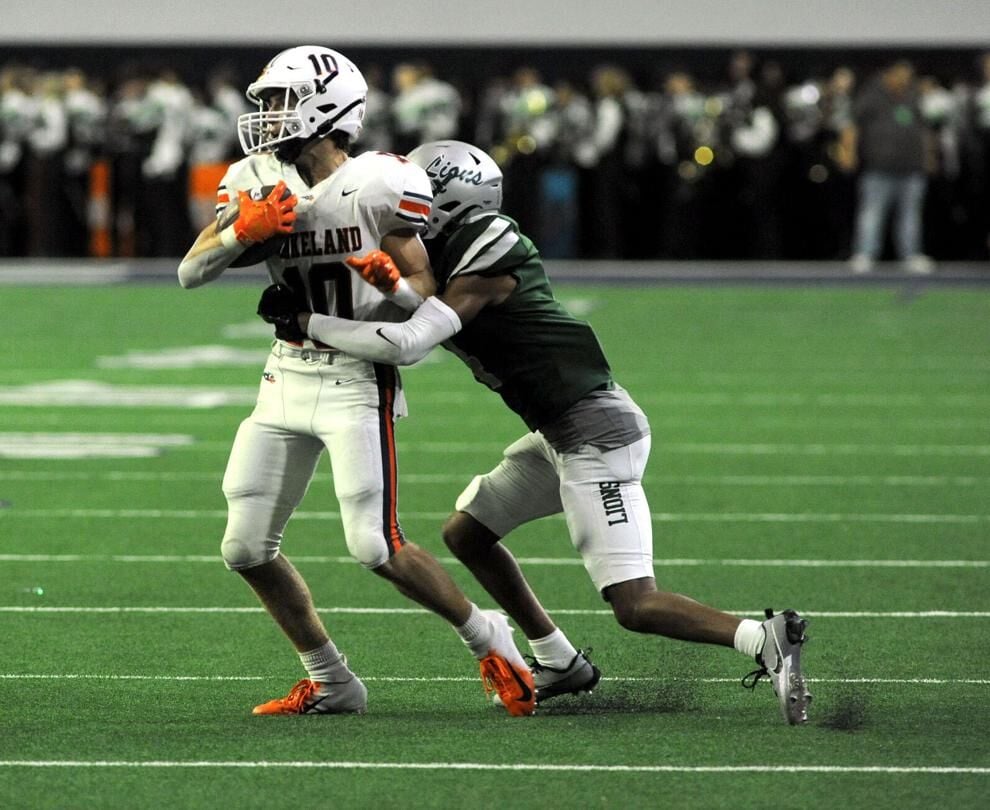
[0, 760, 986, 774]
[1, 606, 988, 618]
[1, 554, 986, 569]
[1, 674, 987, 685]
[3, 509, 986, 524]
[1, 471, 985, 487]
[638, 393, 990, 408]
[156, 440, 990, 456]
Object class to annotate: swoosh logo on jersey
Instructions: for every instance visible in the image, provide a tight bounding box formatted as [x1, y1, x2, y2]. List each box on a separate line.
[376, 328, 399, 347]
[341, 188, 358, 197]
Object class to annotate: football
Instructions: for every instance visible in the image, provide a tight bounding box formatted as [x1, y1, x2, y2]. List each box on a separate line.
[217, 184, 292, 267]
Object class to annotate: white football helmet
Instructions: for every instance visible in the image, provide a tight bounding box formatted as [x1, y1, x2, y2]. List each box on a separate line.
[405, 140, 503, 238]
[237, 46, 367, 157]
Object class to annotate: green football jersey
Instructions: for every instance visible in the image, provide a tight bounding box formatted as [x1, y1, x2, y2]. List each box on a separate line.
[427, 213, 613, 430]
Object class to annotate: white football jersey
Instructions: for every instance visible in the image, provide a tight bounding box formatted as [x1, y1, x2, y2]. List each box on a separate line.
[217, 151, 433, 339]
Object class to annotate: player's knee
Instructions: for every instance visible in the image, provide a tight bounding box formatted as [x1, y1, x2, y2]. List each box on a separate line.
[441, 514, 470, 558]
[343, 528, 391, 569]
[605, 582, 651, 633]
[442, 511, 497, 560]
[612, 600, 647, 632]
[220, 532, 278, 571]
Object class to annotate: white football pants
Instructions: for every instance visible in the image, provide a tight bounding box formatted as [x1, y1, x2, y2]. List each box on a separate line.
[455, 432, 654, 593]
[221, 346, 407, 571]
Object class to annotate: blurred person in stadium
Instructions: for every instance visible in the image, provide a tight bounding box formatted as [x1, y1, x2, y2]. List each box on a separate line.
[722, 57, 786, 259]
[651, 69, 715, 259]
[186, 88, 238, 232]
[0, 63, 35, 256]
[24, 71, 69, 256]
[839, 58, 936, 274]
[578, 64, 640, 259]
[699, 50, 760, 259]
[391, 61, 462, 155]
[138, 67, 194, 256]
[488, 66, 557, 240]
[62, 68, 107, 255]
[605, 67, 657, 260]
[817, 65, 859, 259]
[105, 68, 154, 256]
[206, 66, 250, 138]
[722, 49, 758, 127]
[917, 74, 970, 260]
[186, 68, 250, 232]
[286, 139, 813, 725]
[970, 52, 990, 257]
[354, 64, 394, 154]
[535, 79, 594, 257]
[177, 46, 535, 718]
[777, 69, 829, 258]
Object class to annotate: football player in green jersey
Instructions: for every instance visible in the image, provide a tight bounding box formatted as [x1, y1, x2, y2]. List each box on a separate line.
[261, 140, 812, 724]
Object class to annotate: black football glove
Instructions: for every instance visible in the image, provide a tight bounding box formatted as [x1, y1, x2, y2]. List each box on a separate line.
[257, 283, 307, 342]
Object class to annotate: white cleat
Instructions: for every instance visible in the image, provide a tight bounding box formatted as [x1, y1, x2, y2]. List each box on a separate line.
[743, 608, 812, 725]
[494, 649, 602, 707]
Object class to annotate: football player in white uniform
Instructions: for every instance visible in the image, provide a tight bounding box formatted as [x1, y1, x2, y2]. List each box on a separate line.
[177, 50, 535, 717]
[276, 140, 812, 725]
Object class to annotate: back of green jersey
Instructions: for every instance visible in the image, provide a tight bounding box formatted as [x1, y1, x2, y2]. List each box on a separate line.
[428, 214, 612, 430]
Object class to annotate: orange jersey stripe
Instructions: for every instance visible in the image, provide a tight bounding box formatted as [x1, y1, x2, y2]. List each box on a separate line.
[375, 364, 404, 554]
[398, 199, 431, 216]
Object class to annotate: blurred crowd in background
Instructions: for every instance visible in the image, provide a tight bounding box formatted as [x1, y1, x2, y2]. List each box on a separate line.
[2, 48, 990, 263]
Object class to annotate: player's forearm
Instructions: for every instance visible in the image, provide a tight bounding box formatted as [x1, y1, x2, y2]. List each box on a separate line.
[403, 268, 435, 301]
[304, 296, 462, 365]
[177, 225, 245, 289]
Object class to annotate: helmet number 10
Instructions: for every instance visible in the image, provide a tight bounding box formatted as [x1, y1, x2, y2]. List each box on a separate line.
[307, 53, 338, 76]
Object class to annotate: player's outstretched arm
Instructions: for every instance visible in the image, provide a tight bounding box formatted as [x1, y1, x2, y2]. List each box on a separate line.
[178, 181, 297, 289]
[302, 273, 513, 365]
[304, 297, 462, 365]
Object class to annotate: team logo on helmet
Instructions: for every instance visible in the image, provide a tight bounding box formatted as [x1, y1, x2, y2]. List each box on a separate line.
[406, 140, 503, 238]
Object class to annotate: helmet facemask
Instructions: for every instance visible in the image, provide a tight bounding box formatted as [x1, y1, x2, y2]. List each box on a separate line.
[238, 84, 315, 156]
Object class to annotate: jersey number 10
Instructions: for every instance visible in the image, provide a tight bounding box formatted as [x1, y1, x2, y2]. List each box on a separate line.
[282, 263, 353, 319]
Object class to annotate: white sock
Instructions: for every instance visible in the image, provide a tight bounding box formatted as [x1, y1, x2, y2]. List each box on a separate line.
[733, 619, 766, 659]
[454, 603, 492, 659]
[299, 640, 352, 685]
[528, 628, 578, 670]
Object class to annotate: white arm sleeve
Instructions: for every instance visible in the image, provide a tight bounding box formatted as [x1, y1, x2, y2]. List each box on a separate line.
[177, 226, 245, 289]
[384, 276, 425, 312]
[306, 296, 462, 366]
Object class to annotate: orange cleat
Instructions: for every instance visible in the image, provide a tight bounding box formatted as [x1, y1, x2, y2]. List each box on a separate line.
[480, 654, 536, 717]
[252, 677, 367, 715]
[478, 610, 536, 716]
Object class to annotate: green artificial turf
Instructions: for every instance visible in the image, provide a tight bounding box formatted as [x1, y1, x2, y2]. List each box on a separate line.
[1, 282, 988, 808]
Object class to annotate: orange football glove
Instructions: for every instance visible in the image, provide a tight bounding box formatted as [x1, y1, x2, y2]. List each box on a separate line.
[233, 180, 298, 244]
[346, 249, 401, 293]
